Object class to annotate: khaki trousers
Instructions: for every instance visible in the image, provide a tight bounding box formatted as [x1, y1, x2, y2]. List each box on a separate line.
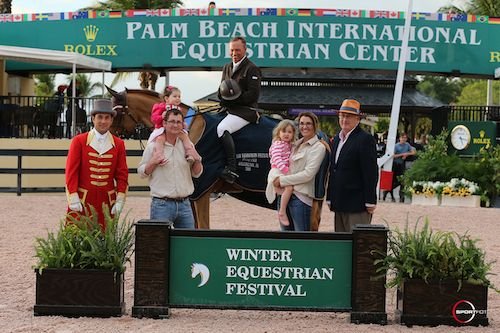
[334, 211, 372, 232]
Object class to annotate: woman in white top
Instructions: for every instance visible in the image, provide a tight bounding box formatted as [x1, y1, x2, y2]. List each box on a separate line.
[273, 112, 326, 231]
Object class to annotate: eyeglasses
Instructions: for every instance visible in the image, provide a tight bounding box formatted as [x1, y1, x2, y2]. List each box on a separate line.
[299, 122, 314, 127]
[165, 120, 183, 125]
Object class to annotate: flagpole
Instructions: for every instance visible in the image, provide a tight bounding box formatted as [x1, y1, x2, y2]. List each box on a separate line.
[381, 0, 414, 172]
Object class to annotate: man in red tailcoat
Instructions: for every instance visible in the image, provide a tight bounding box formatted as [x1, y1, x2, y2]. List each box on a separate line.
[65, 99, 129, 228]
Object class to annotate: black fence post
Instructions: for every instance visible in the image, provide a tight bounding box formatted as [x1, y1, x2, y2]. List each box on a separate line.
[350, 224, 388, 324]
[132, 219, 173, 319]
[17, 151, 22, 196]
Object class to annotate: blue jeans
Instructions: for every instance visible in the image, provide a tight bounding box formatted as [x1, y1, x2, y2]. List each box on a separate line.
[150, 197, 195, 229]
[278, 194, 311, 232]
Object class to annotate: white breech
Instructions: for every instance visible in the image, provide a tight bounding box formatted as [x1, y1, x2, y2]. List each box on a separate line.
[216, 114, 250, 137]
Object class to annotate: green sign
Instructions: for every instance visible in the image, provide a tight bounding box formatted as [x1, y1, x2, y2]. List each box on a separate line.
[448, 121, 496, 155]
[1, 14, 499, 76]
[169, 236, 352, 310]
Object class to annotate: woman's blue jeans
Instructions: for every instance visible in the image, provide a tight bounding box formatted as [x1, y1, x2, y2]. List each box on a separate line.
[278, 194, 311, 232]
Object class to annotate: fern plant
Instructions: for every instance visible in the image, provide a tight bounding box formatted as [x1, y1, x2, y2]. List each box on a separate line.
[34, 205, 135, 273]
[374, 218, 498, 292]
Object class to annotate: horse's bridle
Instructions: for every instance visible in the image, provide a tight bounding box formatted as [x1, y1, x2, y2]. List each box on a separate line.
[111, 90, 145, 138]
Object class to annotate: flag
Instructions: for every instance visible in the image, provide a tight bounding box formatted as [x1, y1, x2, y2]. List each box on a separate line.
[427, 13, 444, 21]
[467, 14, 476, 23]
[336, 9, 351, 17]
[257, 8, 277, 16]
[476, 15, 488, 23]
[450, 13, 467, 21]
[209, 8, 218, 16]
[199, 8, 209, 16]
[129, 9, 148, 17]
[87, 10, 96, 19]
[412, 12, 430, 20]
[371, 10, 389, 18]
[146, 9, 160, 16]
[181, 8, 200, 16]
[12, 14, 23, 22]
[277, 8, 287, 16]
[170, 8, 181, 16]
[298, 9, 311, 16]
[286, 9, 298, 16]
[159, 9, 170, 16]
[33, 13, 49, 21]
[109, 11, 122, 18]
[489, 17, 500, 24]
[96, 10, 109, 18]
[220, 8, 237, 16]
[350, 10, 362, 18]
[72, 11, 89, 19]
[234, 8, 252, 16]
[314, 9, 336, 16]
[47, 12, 64, 21]
[0, 14, 13, 22]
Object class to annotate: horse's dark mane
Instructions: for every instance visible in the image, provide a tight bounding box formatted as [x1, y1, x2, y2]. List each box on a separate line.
[125, 88, 161, 98]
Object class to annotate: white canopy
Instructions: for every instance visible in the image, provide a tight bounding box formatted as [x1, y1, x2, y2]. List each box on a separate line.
[0, 45, 111, 71]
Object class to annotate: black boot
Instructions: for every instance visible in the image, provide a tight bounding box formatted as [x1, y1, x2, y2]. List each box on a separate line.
[220, 131, 239, 184]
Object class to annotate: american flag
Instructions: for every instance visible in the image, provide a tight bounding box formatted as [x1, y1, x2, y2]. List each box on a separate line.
[47, 12, 64, 21]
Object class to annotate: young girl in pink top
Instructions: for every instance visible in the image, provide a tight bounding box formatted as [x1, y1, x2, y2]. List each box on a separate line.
[266, 119, 297, 226]
[149, 85, 200, 165]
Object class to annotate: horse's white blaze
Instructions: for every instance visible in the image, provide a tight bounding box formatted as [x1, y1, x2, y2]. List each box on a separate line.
[191, 263, 210, 287]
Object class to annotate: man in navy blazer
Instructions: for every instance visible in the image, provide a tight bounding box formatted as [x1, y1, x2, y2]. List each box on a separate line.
[327, 99, 378, 232]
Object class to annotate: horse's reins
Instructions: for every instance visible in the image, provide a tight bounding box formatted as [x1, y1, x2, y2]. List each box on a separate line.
[113, 96, 151, 150]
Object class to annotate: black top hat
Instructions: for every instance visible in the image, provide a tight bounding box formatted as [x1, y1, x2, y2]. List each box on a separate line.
[90, 99, 116, 117]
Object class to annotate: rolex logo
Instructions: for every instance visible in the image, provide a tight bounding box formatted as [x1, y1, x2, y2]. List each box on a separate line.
[83, 25, 99, 42]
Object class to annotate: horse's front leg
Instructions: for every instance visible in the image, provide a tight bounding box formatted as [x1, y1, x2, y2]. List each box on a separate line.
[191, 192, 211, 229]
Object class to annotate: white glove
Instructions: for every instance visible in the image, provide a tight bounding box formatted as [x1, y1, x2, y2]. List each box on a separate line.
[68, 193, 83, 212]
[111, 199, 124, 215]
[111, 193, 126, 215]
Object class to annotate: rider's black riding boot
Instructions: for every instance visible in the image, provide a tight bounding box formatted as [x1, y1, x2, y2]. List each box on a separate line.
[220, 130, 239, 184]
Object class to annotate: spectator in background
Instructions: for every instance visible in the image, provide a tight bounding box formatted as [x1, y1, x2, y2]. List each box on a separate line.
[209, 1, 216, 9]
[392, 133, 416, 203]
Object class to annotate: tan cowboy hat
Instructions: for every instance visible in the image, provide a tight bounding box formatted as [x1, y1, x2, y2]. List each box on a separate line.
[90, 99, 116, 117]
[338, 99, 363, 117]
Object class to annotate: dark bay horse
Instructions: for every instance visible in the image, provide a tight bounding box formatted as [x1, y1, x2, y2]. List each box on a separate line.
[107, 88, 328, 230]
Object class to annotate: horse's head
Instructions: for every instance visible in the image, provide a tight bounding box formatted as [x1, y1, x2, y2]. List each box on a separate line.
[107, 86, 160, 138]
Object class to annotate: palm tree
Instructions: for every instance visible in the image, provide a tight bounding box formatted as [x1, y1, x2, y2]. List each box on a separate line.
[34, 74, 56, 96]
[0, 0, 11, 14]
[84, 0, 184, 90]
[439, 0, 500, 16]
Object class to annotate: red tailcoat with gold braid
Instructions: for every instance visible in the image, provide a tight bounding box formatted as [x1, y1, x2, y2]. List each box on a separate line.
[65, 131, 128, 228]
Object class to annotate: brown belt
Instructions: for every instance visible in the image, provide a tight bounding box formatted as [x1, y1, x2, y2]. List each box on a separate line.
[154, 196, 188, 202]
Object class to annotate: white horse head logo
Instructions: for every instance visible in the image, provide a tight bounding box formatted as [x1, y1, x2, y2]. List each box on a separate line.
[191, 263, 210, 287]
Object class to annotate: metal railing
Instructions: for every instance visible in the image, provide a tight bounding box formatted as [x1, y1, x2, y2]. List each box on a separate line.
[0, 149, 148, 195]
[0, 95, 99, 139]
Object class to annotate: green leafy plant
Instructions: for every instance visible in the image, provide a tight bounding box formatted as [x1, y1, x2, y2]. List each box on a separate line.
[374, 218, 498, 292]
[34, 206, 135, 273]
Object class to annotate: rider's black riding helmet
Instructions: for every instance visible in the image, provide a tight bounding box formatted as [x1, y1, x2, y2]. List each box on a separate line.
[219, 79, 242, 101]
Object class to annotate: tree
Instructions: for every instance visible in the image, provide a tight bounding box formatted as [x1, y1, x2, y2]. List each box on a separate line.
[67, 73, 102, 97]
[417, 76, 464, 104]
[34, 74, 56, 96]
[0, 0, 11, 14]
[456, 80, 500, 105]
[83, 0, 184, 89]
[439, 0, 500, 16]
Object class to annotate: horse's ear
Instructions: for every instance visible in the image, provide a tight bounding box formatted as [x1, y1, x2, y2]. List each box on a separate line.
[106, 85, 118, 97]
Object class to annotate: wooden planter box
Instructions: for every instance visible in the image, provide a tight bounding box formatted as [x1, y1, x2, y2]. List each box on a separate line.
[441, 195, 481, 208]
[411, 194, 440, 206]
[34, 268, 125, 317]
[396, 279, 488, 327]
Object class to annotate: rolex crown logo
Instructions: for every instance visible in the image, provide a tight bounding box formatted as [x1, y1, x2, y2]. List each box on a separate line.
[479, 130, 485, 138]
[83, 25, 99, 42]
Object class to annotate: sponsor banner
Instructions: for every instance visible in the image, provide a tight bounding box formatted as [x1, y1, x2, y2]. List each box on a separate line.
[169, 236, 352, 308]
[1, 15, 498, 76]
